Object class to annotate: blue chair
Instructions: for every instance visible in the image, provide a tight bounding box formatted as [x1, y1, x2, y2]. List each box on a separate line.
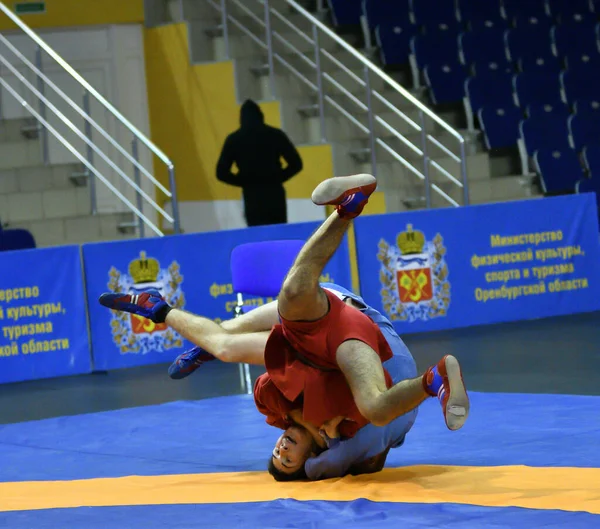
[421, 19, 462, 34]
[547, 0, 595, 21]
[502, 0, 547, 20]
[363, 0, 410, 31]
[0, 229, 36, 252]
[575, 176, 600, 216]
[533, 148, 585, 194]
[465, 73, 514, 130]
[456, 0, 503, 23]
[328, 0, 362, 26]
[424, 62, 469, 104]
[410, 33, 460, 70]
[505, 26, 553, 62]
[230, 239, 305, 394]
[551, 22, 598, 58]
[568, 114, 600, 150]
[526, 101, 570, 119]
[513, 72, 563, 108]
[520, 115, 571, 157]
[459, 28, 510, 66]
[562, 70, 600, 104]
[478, 105, 523, 149]
[518, 55, 562, 74]
[467, 17, 510, 31]
[574, 98, 600, 115]
[511, 14, 553, 29]
[376, 23, 418, 65]
[564, 52, 600, 75]
[410, 0, 457, 25]
[582, 144, 600, 176]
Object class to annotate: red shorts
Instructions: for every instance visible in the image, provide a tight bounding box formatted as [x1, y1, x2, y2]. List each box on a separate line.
[254, 289, 393, 438]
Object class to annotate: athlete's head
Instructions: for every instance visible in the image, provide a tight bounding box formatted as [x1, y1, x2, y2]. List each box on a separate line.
[268, 425, 318, 481]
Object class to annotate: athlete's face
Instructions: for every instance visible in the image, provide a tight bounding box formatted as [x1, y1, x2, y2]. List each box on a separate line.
[271, 425, 315, 474]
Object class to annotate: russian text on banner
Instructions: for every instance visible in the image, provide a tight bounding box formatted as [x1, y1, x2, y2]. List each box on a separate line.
[0, 246, 92, 384]
[354, 194, 600, 334]
[83, 221, 351, 370]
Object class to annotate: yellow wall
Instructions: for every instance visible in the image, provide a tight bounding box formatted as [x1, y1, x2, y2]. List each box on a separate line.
[0, 1, 144, 29]
[143, 22, 335, 203]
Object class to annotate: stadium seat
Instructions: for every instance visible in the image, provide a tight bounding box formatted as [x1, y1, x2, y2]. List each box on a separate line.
[502, 0, 547, 21]
[471, 59, 514, 77]
[363, 0, 411, 31]
[456, 0, 502, 23]
[561, 70, 600, 104]
[410, 0, 457, 25]
[517, 55, 562, 74]
[376, 23, 418, 65]
[568, 114, 600, 150]
[564, 52, 600, 75]
[582, 144, 600, 176]
[465, 73, 514, 115]
[410, 33, 460, 70]
[467, 18, 510, 31]
[526, 101, 570, 119]
[520, 115, 571, 156]
[575, 176, 600, 215]
[546, 0, 595, 21]
[551, 22, 598, 58]
[505, 26, 554, 62]
[478, 105, 523, 148]
[328, 0, 362, 26]
[574, 99, 600, 115]
[459, 28, 509, 66]
[533, 148, 585, 194]
[421, 20, 462, 34]
[511, 14, 553, 29]
[0, 229, 36, 252]
[513, 72, 563, 108]
[424, 62, 469, 104]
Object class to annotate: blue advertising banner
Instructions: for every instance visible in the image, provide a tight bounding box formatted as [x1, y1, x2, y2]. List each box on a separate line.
[0, 246, 92, 384]
[355, 194, 600, 334]
[83, 221, 351, 370]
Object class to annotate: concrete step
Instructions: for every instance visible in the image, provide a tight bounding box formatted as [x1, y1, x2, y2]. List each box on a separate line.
[0, 185, 92, 224]
[0, 139, 42, 170]
[0, 163, 86, 194]
[0, 118, 40, 144]
[9, 212, 137, 248]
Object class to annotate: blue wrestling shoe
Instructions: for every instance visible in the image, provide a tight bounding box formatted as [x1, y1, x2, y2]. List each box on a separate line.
[311, 174, 377, 219]
[98, 290, 172, 323]
[168, 346, 216, 379]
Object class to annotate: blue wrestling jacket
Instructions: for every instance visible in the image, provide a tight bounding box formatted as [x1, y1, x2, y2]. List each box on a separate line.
[304, 283, 418, 480]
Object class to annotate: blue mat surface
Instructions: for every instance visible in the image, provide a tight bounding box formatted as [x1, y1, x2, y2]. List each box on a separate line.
[1, 391, 599, 482]
[0, 501, 598, 529]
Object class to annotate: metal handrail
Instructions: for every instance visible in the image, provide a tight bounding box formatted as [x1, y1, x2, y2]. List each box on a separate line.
[0, 2, 181, 235]
[205, 0, 471, 207]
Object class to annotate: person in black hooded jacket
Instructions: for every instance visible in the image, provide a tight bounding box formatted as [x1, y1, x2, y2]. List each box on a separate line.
[216, 99, 303, 227]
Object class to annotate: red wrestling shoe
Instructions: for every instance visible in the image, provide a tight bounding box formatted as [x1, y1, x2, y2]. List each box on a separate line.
[423, 355, 470, 431]
[311, 174, 377, 219]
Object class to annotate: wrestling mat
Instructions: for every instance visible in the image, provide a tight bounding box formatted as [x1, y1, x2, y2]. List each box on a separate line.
[1, 391, 598, 528]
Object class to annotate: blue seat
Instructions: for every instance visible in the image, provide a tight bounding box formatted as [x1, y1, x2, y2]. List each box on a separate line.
[520, 115, 571, 156]
[526, 101, 571, 119]
[518, 55, 562, 74]
[456, 0, 502, 23]
[502, 0, 547, 20]
[411, 33, 460, 70]
[533, 148, 585, 194]
[575, 176, 600, 215]
[465, 73, 514, 115]
[363, 0, 411, 31]
[513, 72, 563, 108]
[410, 0, 457, 25]
[564, 52, 600, 75]
[505, 26, 554, 62]
[424, 62, 469, 104]
[376, 23, 418, 65]
[582, 144, 600, 176]
[467, 18, 510, 31]
[0, 229, 36, 252]
[561, 70, 600, 104]
[546, 0, 595, 21]
[574, 98, 600, 115]
[568, 113, 600, 150]
[328, 0, 362, 26]
[471, 59, 514, 77]
[459, 28, 510, 66]
[511, 14, 553, 29]
[478, 105, 523, 148]
[421, 19, 462, 34]
[551, 22, 598, 58]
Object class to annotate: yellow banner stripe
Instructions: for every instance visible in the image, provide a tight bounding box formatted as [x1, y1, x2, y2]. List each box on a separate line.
[1, 465, 599, 514]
